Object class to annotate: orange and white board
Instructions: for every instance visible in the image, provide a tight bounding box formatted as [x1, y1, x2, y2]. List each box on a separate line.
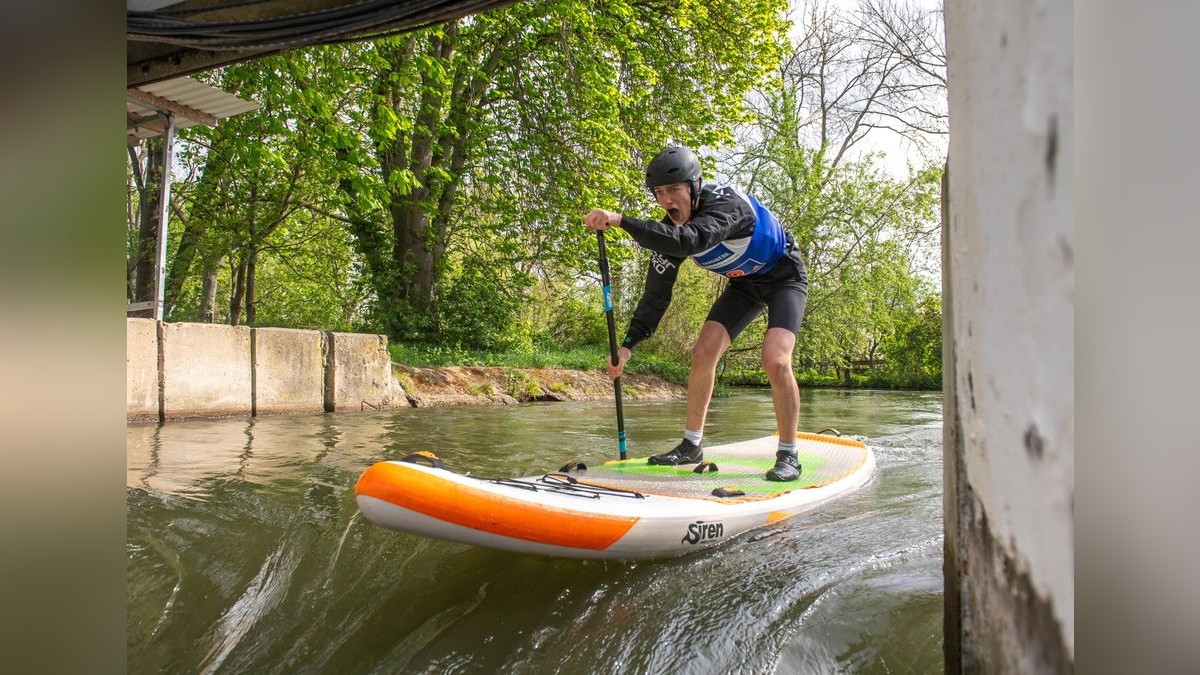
[355, 434, 874, 560]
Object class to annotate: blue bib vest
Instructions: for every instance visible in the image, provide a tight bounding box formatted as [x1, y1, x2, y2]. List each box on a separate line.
[690, 192, 787, 278]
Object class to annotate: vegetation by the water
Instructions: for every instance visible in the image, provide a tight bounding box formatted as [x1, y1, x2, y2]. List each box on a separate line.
[388, 342, 690, 385]
[128, 0, 946, 391]
[390, 340, 937, 391]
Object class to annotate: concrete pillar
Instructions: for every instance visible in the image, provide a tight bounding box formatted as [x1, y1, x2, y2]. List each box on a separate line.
[252, 327, 326, 415]
[126, 318, 160, 423]
[325, 332, 407, 412]
[944, 0, 1074, 672]
[160, 322, 252, 419]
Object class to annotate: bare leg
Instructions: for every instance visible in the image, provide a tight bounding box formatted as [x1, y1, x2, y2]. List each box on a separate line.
[686, 321, 732, 434]
[762, 327, 799, 442]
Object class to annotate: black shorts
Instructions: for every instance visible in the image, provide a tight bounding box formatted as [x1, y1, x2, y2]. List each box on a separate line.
[706, 249, 808, 341]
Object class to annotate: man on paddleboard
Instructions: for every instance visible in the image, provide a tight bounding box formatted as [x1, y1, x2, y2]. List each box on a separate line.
[584, 146, 809, 481]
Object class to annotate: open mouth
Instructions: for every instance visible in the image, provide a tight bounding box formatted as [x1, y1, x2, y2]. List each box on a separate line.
[667, 208, 681, 220]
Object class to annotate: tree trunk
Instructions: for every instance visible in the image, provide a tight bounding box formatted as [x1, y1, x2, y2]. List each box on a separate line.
[133, 137, 164, 315]
[163, 215, 204, 319]
[346, 21, 511, 339]
[246, 248, 257, 325]
[127, 146, 143, 303]
[230, 257, 247, 326]
[165, 127, 241, 319]
[391, 199, 437, 314]
[199, 256, 222, 322]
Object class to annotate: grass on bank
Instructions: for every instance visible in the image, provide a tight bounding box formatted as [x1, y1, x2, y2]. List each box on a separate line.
[388, 342, 941, 391]
[726, 367, 941, 391]
[388, 342, 691, 384]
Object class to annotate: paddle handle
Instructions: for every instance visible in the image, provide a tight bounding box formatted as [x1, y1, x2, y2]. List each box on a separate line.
[597, 230, 627, 460]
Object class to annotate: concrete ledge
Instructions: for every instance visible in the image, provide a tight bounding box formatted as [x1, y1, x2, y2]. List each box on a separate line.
[129, 322, 414, 421]
[126, 318, 160, 422]
[161, 322, 252, 419]
[253, 327, 326, 416]
[326, 332, 406, 412]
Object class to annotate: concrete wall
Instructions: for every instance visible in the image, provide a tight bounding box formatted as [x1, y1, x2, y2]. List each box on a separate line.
[253, 327, 327, 415]
[127, 322, 407, 421]
[161, 322, 252, 419]
[326, 332, 406, 412]
[944, 0, 1074, 672]
[126, 318, 160, 422]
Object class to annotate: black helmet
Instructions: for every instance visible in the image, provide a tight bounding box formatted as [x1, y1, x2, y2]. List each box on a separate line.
[645, 146, 702, 207]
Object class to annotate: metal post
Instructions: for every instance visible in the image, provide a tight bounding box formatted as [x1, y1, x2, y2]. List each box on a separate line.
[152, 112, 175, 321]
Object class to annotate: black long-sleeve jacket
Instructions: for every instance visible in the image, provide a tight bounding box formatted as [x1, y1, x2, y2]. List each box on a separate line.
[618, 183, 786, 350]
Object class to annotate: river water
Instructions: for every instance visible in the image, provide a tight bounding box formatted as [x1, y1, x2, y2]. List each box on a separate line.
[127, 388, 944, 674]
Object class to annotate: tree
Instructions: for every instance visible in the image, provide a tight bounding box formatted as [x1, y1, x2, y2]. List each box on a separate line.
[324, 0, 788, 342]
[884, 289, 942, 386]
[126, 136, 166, 312]
[161, 52, 366, 328]
[717, 0, 946, 380]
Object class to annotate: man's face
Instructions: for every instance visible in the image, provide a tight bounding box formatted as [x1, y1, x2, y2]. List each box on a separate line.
[652, 182, 692, 225]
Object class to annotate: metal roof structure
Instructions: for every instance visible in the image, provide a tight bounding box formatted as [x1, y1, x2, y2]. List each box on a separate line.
[126, 0, 523, 320]
[128, 0, 521, 86]
[127, 75, 260, 139]
[127, 76, 259, 319]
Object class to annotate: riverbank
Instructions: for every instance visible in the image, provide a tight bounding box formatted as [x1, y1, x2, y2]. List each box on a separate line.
[394, 364, 684, 408]
[125, 319, 685, 422]
[126, 319, 936, 423]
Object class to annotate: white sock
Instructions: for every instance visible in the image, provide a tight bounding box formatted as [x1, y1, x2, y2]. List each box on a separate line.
[683, 429, 703, 445]
[778, 440, 797, 455]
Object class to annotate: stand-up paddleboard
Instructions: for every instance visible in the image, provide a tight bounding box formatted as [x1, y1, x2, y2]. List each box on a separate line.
[355, 432, 874, 560]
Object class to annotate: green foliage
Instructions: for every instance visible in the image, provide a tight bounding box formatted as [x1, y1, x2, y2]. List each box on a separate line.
[689, 0, 948, 389]
[161, 52, 366, 329]
[468, 382, 496, 397]
[436, 257, 533, 351]
[504, 369, 544, 401]
[138, 1, 947, 393]
[388, 341, 608, 369]
[386, 340, 690, 385]
[882, 291, 943, 386]
[313, 0, 788, 341]
[527, 284, 609, 351]
[728, 73, 944, 384]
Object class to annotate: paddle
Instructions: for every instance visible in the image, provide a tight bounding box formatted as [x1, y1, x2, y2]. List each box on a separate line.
[596, 230, 628, 460]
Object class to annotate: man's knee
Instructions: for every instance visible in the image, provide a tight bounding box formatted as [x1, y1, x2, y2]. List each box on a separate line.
[691, 323, 729, 365]
[761, 329, 797, 382]
[692, 339, 724, 366]
[762, 354, 793, 382]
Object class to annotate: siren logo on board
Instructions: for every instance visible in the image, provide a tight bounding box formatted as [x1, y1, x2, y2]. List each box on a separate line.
[681, 520, 725, 545]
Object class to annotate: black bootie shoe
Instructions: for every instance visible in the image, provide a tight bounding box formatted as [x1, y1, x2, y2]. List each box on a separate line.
[765, 451, 801, 481]
[648, 439, 703, 465]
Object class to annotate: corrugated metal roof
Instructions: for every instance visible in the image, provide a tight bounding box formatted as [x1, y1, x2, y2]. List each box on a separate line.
[127, 75, 260, 138]
[128, 0, 522, 87]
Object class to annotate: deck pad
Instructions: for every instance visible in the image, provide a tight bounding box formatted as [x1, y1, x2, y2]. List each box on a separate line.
[579, 433, 867, 501]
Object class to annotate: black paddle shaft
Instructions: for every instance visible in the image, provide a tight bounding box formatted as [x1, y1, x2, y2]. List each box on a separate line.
[597, 230, 628, 459]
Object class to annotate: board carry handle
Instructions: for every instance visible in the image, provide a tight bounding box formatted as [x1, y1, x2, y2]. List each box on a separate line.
[597, 230, 628, 460]
[557, 460, 588, 474]
[711, 487, 746, 498]
[400, 450, 444, 469]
